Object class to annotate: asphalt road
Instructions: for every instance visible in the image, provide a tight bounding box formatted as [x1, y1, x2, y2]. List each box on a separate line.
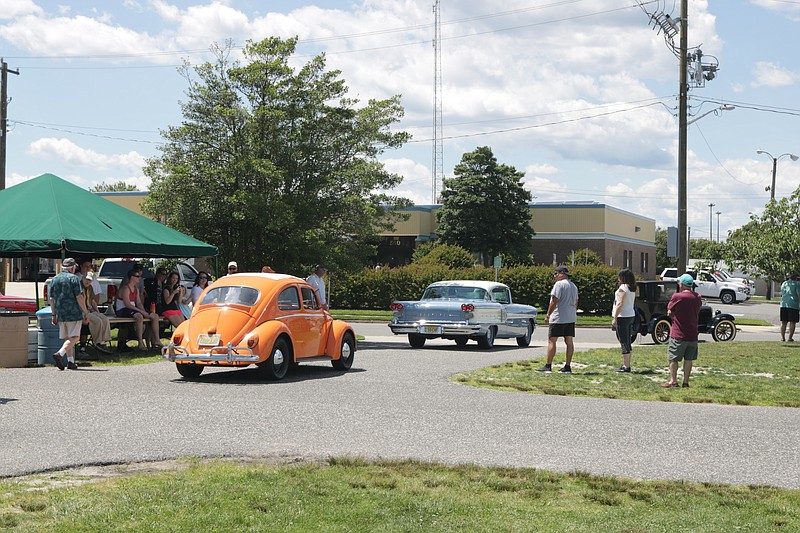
[2, 325, 797, 489]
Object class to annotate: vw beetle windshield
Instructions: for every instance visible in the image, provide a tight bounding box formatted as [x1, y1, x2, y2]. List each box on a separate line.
[421, 286, 489, 301]
[200, 286, 260, 306]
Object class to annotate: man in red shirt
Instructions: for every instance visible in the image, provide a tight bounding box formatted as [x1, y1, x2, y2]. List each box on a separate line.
[661, 274, 702, 388]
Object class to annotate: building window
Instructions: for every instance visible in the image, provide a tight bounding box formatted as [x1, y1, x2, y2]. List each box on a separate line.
[624, 250, 632, 269]
[640, 252, 648, 273]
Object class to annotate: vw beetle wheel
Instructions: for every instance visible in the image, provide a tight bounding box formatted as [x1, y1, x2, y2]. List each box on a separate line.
[712, 319, 736, 342]
[176, 363, 203, 378]
[259, 338, 291, 380]
[332, 332, 355, 370]
[516, 320, 533, 347]
[651, 318, 671, 345]
[478, 326, 496, 349]
[408, 333, 426, 348]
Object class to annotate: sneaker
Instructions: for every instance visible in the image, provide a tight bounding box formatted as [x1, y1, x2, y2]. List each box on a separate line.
[52, 353, 65, 371]
[535, 364, 552, 374]
[95, 343, 112, 355]
[615, 366, 631, 373]
[67, 362, 79, 370]
[559, 365, 572, 374]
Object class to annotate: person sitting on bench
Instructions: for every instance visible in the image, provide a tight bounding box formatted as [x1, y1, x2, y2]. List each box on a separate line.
[115, 269, 163, 351]
[80, 271, 112, 354]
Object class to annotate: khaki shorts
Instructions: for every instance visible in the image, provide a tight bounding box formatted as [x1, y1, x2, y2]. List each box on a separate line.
[58, 320, 82, 339]
[667, 337, 698, 362]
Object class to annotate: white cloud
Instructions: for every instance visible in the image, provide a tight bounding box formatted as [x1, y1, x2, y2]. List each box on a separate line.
[751, 61, 798, 88]
[0, 0, 41, 19]
[27, 138, 146, 173]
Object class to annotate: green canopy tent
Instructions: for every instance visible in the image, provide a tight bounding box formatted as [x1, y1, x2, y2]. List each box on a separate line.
[0, 174, 218, 307]
[0, 173, 218, 258]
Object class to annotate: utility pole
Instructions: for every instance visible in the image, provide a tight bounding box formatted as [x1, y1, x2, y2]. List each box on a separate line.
[708, 203, 714, 242]
[677, 0, 688, 275]
[431, 0, 443, 204]
[1, 58, 20, 191]
[1, 58, 20, 294]
[715, 211, 721, 242]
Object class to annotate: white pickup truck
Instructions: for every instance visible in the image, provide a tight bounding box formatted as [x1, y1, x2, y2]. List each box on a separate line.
[45, 258, 199, 307]
[658, 268, 750, 304]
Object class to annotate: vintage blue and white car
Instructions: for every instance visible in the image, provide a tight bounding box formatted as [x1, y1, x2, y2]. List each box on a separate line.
[388, 280, 538, 349]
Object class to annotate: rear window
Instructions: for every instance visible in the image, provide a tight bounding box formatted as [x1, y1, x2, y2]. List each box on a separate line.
[422, 286, 488, 300]
[200, 286, 259, 306]
[101, 260, 155, 279]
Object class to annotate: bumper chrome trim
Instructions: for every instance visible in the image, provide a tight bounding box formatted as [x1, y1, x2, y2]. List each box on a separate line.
[162, 342, 261, 363]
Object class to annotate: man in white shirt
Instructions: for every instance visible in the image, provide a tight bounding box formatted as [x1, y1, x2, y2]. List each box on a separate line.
[306, 264, 328, 310]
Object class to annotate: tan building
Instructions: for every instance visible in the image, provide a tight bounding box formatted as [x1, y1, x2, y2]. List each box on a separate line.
[377, 201, 656, 277]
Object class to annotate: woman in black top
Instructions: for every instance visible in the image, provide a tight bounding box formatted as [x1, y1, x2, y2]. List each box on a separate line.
[161, 271, 186, 328]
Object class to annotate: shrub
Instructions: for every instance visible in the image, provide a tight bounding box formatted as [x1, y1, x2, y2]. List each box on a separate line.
[412, 243, 474, 269]
[331, 263, 619, 313]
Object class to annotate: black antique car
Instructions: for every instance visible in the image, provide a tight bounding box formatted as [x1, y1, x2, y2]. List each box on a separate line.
[631, 280, 737, 344]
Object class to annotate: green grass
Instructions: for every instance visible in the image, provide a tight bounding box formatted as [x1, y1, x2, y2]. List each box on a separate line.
[1, 458, 797, 531]
[453, 342, 800, 407]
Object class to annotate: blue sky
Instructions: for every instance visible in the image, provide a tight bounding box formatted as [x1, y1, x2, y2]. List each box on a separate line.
[2, 0, 799, 241]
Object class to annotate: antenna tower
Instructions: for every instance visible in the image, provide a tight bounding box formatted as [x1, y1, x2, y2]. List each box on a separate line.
[432, 0, 443, 203]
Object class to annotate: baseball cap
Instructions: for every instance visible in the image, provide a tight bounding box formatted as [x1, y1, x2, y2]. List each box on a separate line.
[228, 261, 238, 269]
[315, 264, 325, 271]
[554, 265, 571, 276]
[678, 273, 697, 287]
[62, 257, 78, 269]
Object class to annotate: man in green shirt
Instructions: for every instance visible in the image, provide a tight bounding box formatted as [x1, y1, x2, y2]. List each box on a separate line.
[49, 258, 89, 370]
[780, 272, 799, 342]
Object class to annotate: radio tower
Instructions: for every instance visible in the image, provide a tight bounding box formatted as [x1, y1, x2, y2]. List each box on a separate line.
[432, 0, 443, 204]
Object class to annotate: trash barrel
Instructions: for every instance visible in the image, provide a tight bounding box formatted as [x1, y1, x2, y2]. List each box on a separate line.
[0, 311, 29, 368]
[37, 307, 62, 366]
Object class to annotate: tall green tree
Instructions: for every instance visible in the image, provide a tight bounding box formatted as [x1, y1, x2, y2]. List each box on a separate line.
[724, 188, 800, 279]
[435, 147, 533, 266]
[143, 38, 410, 274]
[90, 181, 138, 192]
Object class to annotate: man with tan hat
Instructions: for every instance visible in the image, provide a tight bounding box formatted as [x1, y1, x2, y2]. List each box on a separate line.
[49, 257, 90, 370]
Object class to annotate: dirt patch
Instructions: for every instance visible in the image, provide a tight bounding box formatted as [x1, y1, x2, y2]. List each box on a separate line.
[6, 455, 328, 493]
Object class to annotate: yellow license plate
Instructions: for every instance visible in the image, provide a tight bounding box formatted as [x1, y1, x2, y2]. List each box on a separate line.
[422, 325, 441, 334]
[197, 334, 221, 346]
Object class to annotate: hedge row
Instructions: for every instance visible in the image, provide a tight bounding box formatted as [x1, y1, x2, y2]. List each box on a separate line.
[332, 263, 620, 314]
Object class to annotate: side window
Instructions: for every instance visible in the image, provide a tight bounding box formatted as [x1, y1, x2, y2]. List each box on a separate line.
[492, 288, 510, 304]
[178, 263, 196, 283]
[301, 287, 320, 310]
[277, 287, 301, 310]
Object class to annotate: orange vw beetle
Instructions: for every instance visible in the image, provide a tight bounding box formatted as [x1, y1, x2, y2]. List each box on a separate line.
[162, 273, 356, 380]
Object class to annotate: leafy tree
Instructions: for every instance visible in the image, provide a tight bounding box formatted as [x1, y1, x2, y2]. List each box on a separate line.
[143, 38, 410, 274]
[690, 239, 726, 264]
[724, 188, 800, 280]
[412, 243, 474, 268]
[90, 181, 138, 192]
[435, 146, 533, 266]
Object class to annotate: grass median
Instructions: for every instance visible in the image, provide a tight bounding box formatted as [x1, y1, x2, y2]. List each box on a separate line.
[454, 341, 800, 407]
[2, 457, 797, 531]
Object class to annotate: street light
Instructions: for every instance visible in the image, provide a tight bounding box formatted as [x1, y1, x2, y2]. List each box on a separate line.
[756, 149, 799, 201]
[715, 211, 721, 242]
[687, 104, 735, 125]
